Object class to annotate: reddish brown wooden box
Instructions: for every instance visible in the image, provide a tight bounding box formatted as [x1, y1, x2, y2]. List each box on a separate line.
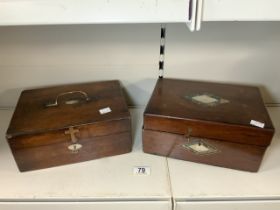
[143, 78, 275, 172]
[6, 80, 132, 172]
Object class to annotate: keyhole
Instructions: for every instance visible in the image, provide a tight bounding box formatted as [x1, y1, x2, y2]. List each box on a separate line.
[68, 143, 82, 153]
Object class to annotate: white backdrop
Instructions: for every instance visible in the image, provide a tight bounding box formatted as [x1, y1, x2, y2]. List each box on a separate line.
[0, 22, 279, 108]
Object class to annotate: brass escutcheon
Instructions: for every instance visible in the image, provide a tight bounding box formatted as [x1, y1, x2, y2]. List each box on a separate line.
[182, 128, 220, 156]
[65, 127, 82, 153]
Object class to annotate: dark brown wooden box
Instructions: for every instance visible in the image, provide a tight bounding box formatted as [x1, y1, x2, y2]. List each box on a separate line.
[6, 80, 132, 172]
[143, 78, 275, 172]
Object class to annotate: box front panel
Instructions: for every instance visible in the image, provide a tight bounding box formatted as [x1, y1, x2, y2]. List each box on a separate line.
[143, 129, 266, 172]
[9, 121, 132, 171]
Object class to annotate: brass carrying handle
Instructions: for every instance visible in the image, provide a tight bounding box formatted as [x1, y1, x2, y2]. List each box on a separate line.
[45, 91, 90, 107]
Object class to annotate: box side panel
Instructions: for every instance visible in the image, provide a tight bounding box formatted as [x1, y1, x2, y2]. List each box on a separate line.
[144, 115, 274, 147]
[143, 129, 266, 172]
[8, 127, 132, 171]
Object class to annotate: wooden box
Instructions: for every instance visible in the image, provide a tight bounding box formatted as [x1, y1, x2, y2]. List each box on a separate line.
[6, 80, 132, 172]
[143, 78, 275, 172]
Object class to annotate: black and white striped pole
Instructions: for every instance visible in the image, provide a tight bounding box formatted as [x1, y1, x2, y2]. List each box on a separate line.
[159, 24, 166, 79]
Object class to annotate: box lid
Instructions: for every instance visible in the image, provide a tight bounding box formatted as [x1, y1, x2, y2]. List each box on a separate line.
[7, 80, 130, 138]
[144, 78, 274, 146]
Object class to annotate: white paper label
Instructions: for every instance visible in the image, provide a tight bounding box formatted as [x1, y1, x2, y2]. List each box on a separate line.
[99, 107, 112, 115]
[250, 120, 265, 128]
[133, 166, 151, 176]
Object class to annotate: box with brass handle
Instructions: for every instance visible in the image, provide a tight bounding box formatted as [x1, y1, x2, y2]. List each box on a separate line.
[6, 80, 132, 172]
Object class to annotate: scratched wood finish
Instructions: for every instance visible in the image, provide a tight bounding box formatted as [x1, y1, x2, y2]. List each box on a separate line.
[10, 131, 131, 172]
[143, 78, 275, 172]
[143, 129, 265, 172]
[6, 80, 132, 172]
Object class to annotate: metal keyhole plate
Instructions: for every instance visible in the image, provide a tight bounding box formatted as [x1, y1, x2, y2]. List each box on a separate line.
[68, 143, 82, 153]
[183, 138, 220, 156]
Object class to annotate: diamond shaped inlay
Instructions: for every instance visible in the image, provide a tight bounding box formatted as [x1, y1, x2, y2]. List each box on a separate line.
[185, 93, 229, 107]
[182, 138, 220, 156]
[192, 94, 218, 104]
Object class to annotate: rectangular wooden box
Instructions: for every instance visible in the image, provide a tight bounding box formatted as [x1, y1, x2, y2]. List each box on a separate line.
[143, 78, 275, 172]
[6, 80, 132, 172]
